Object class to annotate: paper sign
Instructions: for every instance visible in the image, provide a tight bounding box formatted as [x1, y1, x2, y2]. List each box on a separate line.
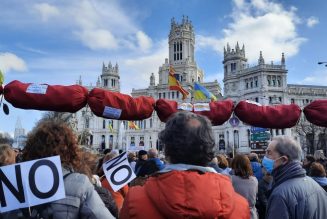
[193, 103, 210, 112]
[0, 156, 65, 213]
[26, 84, 48, 94]
[103, 152, 136, 192]
[177, 103, 193, 111]
[103, 106, 122, 119]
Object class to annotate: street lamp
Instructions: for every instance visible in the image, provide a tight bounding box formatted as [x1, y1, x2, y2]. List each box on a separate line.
[318, 62, 327, 67]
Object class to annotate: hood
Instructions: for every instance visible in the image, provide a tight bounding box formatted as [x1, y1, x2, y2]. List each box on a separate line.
[144, 170, 238, 218]
[311, 176, 327, 186]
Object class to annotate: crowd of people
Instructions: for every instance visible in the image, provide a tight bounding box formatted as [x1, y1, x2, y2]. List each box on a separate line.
[0, 111, 327, 218]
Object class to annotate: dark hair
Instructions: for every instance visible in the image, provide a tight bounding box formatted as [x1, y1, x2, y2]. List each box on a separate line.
[232, 154, 253, 179]
[306, 155, 315, 163]
[309, 162, 326, 177]
[159, 111, 215, 166]
[23, 120, 82, 171]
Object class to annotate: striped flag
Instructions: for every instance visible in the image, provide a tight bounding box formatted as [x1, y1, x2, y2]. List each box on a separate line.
[128, 121, 140, 130]
[168, 65, 189, 100]
[108, 123, 114, 133]
[194, 82, 217, 101]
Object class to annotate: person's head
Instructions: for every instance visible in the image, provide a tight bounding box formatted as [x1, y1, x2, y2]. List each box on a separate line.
[138, 150, 148, 161]
[103, 148, 111, 155]
[79, 151, 99, 179]
[232, 154, 253, 179]
[103, 150, 119, 163]
[248, 153, 259, 162]
[309, 162, 326, 177]
[314, 150, 326, 161]
[210, 157, 218, 165]
[217, 154, 229, 169]
[128, 152, 137, 162]
[0, 144, 16, 166]
[148, 148, 158, 159]
[159, 111, 215, 166]
[303, 154, 315, 167]
[23, 120, 81, 170]
[263, 135, 302, 173]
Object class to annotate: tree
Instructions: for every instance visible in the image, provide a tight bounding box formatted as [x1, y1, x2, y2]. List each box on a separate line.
[295, 116, 327, 155]
[0, 132, 14, 145]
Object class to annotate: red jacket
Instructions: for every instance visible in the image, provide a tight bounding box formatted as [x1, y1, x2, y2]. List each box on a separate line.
[101, 177, 129, 211]
[120, 170, 250, 219]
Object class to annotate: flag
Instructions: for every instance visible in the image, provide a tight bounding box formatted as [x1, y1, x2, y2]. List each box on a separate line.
[168, 65, 189, 100]
[108, 123, 114, 133]
[0, 69, 4, 85]
[128, 121, 140, 130]
[193, 82, 217, 101]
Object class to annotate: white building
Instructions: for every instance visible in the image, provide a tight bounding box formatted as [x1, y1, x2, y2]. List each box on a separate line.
[13, 117, 27, 149]
[74, 16, 327, 155]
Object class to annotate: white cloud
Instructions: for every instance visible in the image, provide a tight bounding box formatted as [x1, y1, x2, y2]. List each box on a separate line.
[76, 29, 118, 50]
[296, 70, 327, 85]
[120, 40, 168, 93]
[136, 31, 153, 52]
[33, 3, 60, 22]
[306, 16, 319, 27]
[197, 0, 306, 63]
[0, 53, 27, 73]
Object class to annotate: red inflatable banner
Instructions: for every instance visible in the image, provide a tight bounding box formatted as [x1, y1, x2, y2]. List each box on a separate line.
[4, 80, 88, 113]
[234, 100, 302, 128]
[303, 100, 327, 127]
[88, 88, 155, 120]
[155, 98, 234, 126]
[0, 85, 3, 96]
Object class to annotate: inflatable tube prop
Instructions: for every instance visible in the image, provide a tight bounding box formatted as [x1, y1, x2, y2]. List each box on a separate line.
[0, 85, 3, 96]
[303, 100, 327, 127]
[155, 98, 234, 126]
[4, 80, 88, 113]
[88, 88, 155, 120]
[234, 100, 301, 128]
[195, 99, 234, 126]
[155, 99, 179, 122]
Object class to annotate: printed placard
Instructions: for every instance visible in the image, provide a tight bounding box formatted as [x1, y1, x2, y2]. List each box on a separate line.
[26, 84, 48, 94]
[0, 156, 65, 213]
[177, 103, 193, 111]
[103, 106, 122, 119]
[193, 103, 210, 112]
[103, 152, 136, 192]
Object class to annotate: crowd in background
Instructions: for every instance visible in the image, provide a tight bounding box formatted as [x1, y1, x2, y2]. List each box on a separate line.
[0, 111, 327, 218]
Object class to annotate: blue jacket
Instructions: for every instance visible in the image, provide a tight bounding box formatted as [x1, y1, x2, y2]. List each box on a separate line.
[251, 161, 263, 181]
[266, 162, 327, 219]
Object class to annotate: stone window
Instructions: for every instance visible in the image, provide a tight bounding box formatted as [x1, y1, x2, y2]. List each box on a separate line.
[291, 98, 295, 104]
[103, 120, 106, 129]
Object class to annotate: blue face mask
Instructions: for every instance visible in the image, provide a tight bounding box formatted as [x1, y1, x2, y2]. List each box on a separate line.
[262, 156, 275, 174]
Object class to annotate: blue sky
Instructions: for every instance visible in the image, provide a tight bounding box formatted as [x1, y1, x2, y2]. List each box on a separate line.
[0, 0, 326, 136]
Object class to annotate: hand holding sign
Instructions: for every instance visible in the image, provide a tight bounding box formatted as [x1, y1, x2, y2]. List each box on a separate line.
[102, 152, 136, 192]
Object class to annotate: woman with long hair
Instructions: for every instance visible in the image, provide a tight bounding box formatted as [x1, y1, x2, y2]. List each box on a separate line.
[23, 119, 114, 219]
[231, 154, 258, 219]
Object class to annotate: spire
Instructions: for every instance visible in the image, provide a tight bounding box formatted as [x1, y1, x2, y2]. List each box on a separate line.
[258, 51, 265, 65]
[115, 62, 119, 73]
[150, 73, 155, 86]
[78, 75, 82, 85]
[224, 46, 226, 56]
[15, 117, 22, 129]
[236, 42, 240, 53]
[227, 43, 231, 52]
[242, 44, 245, 56]
[96, 76, 100, 87]
[108, 61, 112, 69]
[281, 53, 285, 65]
[102, 62, 105, 70]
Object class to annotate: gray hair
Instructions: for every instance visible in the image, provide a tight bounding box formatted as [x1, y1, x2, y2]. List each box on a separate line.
[148, 148, 158, 158]
[314, 150, 326, 160]
[272, 135, 302, 161]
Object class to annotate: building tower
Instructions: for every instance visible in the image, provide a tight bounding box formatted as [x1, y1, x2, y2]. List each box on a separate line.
[101, 62, 120, 91]
[13, 117, 26, 149]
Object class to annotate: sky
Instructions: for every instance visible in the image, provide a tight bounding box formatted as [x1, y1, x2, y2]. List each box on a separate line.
[0, 0, 326, 136]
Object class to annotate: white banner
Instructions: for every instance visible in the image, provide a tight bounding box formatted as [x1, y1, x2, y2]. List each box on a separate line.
[193, 103, 210, 111]
[102, 152, 136, 192]
[0, 156, 65, 213]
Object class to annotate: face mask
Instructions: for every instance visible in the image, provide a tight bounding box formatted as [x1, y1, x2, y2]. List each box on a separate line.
[262, 156, 277, 174]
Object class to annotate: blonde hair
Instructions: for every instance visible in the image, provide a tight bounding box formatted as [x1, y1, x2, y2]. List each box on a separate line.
[0, 144, 16, 166]
[314, 150, 326, 160]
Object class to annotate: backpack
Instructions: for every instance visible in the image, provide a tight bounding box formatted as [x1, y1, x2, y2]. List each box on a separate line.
[21, 172, 73, 219]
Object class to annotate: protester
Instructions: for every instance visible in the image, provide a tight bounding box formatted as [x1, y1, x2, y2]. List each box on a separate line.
[120, 112, 250, 218]
[134, 149, 148, 176]
[248, 153, 263, 181]
[137, 148, 164, 176]
[101, 150, 129, 212]
[231, 154, 258, 219]
[0, 144, 23, 219]
[23, 120, 115, 219]
[314, 150, 327, 170]
[302, 154, 316, 174]
[309, 162, 327, 192]
[256, 167, 272, 219]
[127, 152, 137, 171]
[217, 154, 232, 175]
[208, 157, 223, 173]
[264, 136, 327, 219]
